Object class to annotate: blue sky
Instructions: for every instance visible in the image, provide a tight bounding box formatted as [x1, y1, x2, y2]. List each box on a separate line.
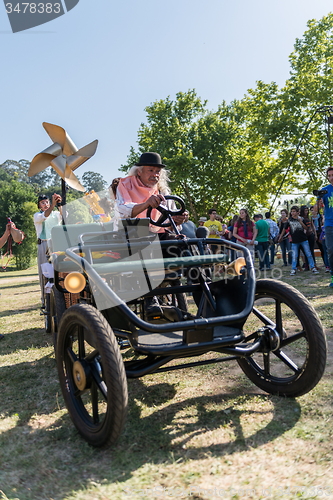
[0, 0, 332, 187]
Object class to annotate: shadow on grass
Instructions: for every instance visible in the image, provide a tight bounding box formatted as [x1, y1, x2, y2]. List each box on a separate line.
[0, 324, 51, 354]
[0, 354, 59, 424]
[311, 303, 333, 314]
[0, 271, 38, 278]
[0, 304, 40, 320]
[0, 281, 39, 291]
[0, 270, 329, 499]
[0, 362, 303, 500]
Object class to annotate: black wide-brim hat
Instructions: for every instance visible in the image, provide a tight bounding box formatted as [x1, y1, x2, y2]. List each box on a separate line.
[135, 152, 166, 168]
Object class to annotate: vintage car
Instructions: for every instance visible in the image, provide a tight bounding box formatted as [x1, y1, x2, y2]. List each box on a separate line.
[42, 195, 327, 448]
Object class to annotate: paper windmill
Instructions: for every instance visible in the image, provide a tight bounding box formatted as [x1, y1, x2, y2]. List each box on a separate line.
[29, 122, 98, 192]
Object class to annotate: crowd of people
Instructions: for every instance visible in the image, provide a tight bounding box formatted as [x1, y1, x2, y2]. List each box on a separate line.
[179, 169, 333, 288]
[181, 205, 332, 277]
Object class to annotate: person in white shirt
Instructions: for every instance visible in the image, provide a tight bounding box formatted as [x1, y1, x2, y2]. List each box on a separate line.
[33, 193, 62, 307]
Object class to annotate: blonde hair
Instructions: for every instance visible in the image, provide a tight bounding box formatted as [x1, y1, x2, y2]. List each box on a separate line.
[127, 165, 171, 195]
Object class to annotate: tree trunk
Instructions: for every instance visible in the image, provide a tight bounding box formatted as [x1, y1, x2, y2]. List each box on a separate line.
[183, 181, 198, 221]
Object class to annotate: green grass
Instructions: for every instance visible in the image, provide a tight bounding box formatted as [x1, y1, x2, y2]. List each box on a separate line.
[0, 261, 333, 500]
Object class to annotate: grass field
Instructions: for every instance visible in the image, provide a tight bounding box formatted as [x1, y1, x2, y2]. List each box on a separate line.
[0, 262, 332, 500]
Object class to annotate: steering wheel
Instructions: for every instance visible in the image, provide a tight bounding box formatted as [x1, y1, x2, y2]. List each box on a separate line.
[146, 195, 186, 227]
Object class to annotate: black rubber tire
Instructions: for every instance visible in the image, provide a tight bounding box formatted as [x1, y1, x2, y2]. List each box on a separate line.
[50, 287, 66, 356]
[57, 304, 128, 447]
[237, 279, 327, 397]
[45, 293, 51, 333]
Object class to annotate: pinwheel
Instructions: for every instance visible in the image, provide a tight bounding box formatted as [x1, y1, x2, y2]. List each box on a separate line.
[29, 122, 98, 192]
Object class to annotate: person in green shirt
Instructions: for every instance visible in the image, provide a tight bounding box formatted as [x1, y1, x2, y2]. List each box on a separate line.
[254, 214, 270, 270]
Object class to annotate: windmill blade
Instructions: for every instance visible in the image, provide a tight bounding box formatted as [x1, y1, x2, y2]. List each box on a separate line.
[66, 140, 99, 171]
[39, 142, 63, 157]
[29, 152, 58, 177]
[64, 165, 85, 192]
[50, 155, 85, 191]
[29, 142, 63, 177]
[43, 122, 78, 156]
[50, 155, 67, 179]
[75, 140, 98, 159]
[31, 122, 98, 194]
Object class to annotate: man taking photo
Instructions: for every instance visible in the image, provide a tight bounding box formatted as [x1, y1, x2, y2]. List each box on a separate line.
[34, 193, 62, 307]
[315, 167, 333, 287]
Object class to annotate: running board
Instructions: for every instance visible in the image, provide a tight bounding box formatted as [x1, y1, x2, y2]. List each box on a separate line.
[132, 325, 244, 356]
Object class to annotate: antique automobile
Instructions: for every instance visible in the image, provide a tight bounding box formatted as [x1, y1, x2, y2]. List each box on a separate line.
[41, 194, 327, 448]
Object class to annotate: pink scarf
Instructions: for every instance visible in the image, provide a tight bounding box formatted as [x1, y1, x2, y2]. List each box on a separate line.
[117, 175, 163, 231]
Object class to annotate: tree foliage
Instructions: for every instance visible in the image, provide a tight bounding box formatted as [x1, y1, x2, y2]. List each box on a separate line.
[0, 179, 37, 270]
[121, 14, 333, 219]
[121, 91, 276, 220]
[282, 13, 333, 188]
[65, 198, 93, 225]
[82, 171, 107, 193]
[14, 201, 37, 270]
[242, 14, 333, 198]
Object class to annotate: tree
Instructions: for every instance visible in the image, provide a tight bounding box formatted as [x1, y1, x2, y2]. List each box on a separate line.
[64, 197, 93, 225]
[282, 14, 333, 190]
[29, 166, 59, 190]
[82, 171, 107, 193]
[121, 90, 276, 220]
[243, 14, 333, 200]
[0, 159, 63, 193]
[0, 159, 31, 184]
[0, 179, 37, 270]
[14, 201, 37, 270]
[0, 167, 12, 183]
